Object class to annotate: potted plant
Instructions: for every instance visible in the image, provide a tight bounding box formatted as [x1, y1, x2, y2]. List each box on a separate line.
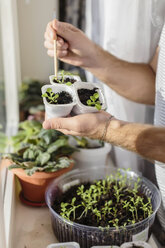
[45, 167, 161, 247]
[70, 136, 111, 169]
[120, 241, 151, 248]
[72, 82, 106, 115]
[4, 120, 77, 205]
[49, 70, 81, 86]
[42, 85, 76, 119]
[47, 242, 80, 248]
[19, 78, 45, 121]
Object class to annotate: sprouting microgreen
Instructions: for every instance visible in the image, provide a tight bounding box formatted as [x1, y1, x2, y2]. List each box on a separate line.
[58, 169, 153, 228]
[65, 82, 72, 86]
[42, 88, 59, 104]
[86, 92, 102, 110]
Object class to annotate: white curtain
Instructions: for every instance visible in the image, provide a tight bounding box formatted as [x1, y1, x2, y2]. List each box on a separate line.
[85, 0, 165, 175]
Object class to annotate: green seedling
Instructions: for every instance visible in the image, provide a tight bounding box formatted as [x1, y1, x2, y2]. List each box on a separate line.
[53, 70, 74, 86]
[42, 88, 59, 104]
[58, 169, 153, 229]
[86, 92, 102, 110]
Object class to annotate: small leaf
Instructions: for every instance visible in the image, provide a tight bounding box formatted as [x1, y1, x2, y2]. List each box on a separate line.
[54, 94, 59, 99]
[25, 167, 40, 176]
[90, 96, 95, 102]
[93, 93, 99, 100]
[37, 152, 51, 165]
[8, 164, 23, 170]
[65, 82, 72, 86]
[87, 99, 92, 106]
[95, 103, 101, 110]
[46, 88, 53, 93]
[47, 139, 68, 153]
[42, 93, 48, 98]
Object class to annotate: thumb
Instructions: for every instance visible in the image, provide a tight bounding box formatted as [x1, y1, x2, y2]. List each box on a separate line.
[52, 19, 79, 41]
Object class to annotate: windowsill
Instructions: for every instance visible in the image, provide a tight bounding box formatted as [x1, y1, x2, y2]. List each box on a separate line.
[13, 179, 57, 248]
[3, 156, 161, 248]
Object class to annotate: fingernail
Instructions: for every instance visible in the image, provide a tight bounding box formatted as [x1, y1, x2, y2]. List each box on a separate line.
[59, 39, 63, 45]
[55, 19, 59, 29]
[43, 121, 51, 129]
[62, 50, 67, 55]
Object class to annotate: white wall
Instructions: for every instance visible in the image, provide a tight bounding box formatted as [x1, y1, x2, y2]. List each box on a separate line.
[17, 0, 58, 82]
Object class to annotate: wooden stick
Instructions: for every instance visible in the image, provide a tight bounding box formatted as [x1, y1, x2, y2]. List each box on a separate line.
[54, 39, 58, 78]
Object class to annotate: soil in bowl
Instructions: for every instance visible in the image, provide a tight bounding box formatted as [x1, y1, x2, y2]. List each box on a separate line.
[45, 89, 73, 105]
[52, 171, 153, 228]
[53, 77, 77, 85]
[77, 88, 102, 109]
[131, 245, 143, 248]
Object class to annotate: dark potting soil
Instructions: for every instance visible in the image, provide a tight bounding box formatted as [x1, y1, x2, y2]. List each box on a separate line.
[77, 145, 102, 149]
[77, 88, 102, 106]
[53, 77, 76, 84]
[46, 91, 73, 104]
[52, 179, 152, 228]
[131, 245, 143, 248]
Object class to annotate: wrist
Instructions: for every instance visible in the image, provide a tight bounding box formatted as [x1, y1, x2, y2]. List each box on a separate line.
[100, 115, 115, 142]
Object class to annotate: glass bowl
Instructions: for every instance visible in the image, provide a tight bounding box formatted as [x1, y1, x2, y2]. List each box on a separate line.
[45, 166, 161, 248]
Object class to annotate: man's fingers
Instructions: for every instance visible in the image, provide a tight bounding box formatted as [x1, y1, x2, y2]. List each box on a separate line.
[44, 40, 68, 50]
[44, 40, 53, 49]
[57, 50, 68, 58]
[44, 32, 53, 42]
[43, 117, 81, 133]
[46, 21, 57, 40]
[52, 19, 79, 41]
[47, 49, 68, 58]
[47, 50, 54, 57]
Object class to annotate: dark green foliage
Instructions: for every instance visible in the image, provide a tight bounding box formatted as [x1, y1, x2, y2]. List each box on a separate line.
[6, 120, 78, 175]
[0, 124, 7, 153]
[19, 79, 45, 111]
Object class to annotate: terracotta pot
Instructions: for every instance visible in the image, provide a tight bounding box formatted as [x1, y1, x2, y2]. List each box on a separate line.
[7, 160, 74, 203]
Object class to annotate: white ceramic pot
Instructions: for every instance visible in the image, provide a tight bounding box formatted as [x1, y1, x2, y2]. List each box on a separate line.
[72, 143, 111, 169]
[47, 242, 80, 248]
[120, 241, 151, 248]
[41, 84, 76, 119]
[72, 82, 107, 115]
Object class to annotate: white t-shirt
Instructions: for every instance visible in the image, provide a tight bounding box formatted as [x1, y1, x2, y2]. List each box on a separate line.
[154, 23, 165, 231]
[86, 0, 165, 175]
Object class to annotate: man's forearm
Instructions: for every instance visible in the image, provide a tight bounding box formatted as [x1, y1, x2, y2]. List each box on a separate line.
[85, 45, 156, 105]
[104, 118, 165, 163]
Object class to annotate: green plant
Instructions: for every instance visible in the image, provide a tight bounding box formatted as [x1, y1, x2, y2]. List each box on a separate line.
[0, 124, 8, 153]
[56, 169, 153, 229]
[86, 92, 102, 110]
[72, 136, 89, 148]
[19, 78, 44, 111]
[53, 70, 75, 86]
[42, 88, 59, 104]
[72, 136, 104, 149]
[5, 120, 78, 175]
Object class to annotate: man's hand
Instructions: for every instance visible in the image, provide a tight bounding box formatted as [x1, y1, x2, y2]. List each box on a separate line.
[43, 111, 111, 140]
[44, 19, 97, 68]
